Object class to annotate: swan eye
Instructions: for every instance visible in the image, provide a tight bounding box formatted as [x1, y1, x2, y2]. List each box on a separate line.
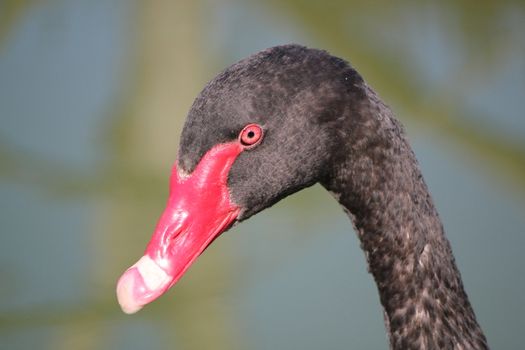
[239, 124, 263, 148]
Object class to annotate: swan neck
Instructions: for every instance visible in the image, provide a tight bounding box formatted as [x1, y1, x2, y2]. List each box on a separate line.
[322, 86, 488, 349]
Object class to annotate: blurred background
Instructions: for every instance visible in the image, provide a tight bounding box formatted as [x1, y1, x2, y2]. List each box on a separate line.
[1, 1, 524, 349]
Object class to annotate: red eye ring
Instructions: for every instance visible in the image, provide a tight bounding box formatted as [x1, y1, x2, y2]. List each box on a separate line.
[239, 123, 263, 149]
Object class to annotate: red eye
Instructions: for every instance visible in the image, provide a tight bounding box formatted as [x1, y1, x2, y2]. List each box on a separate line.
[239, 123, 263, 148]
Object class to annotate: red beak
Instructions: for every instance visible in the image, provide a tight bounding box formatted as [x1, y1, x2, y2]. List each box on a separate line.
[116, 142, 243, 314]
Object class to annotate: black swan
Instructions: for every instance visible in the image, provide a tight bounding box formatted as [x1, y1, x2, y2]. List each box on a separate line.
[117, 44, 489, 349]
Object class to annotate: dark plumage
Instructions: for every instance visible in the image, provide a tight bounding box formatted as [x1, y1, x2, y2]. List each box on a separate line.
[177, 44, 488, 349]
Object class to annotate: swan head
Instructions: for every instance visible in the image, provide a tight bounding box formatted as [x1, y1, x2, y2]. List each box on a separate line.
[117, 44, 367, 313]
